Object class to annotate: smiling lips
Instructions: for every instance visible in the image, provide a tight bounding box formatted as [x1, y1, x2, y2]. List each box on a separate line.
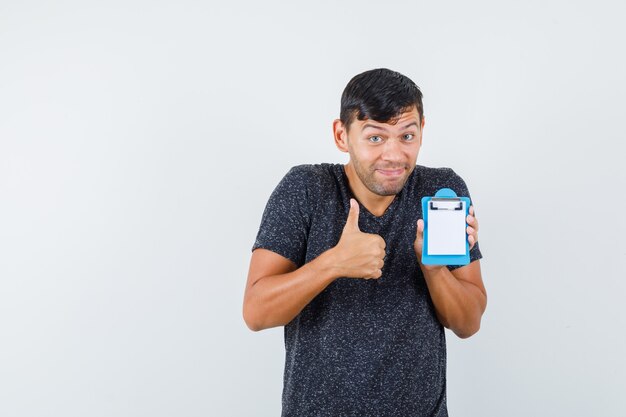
[376, 168, 405, 177]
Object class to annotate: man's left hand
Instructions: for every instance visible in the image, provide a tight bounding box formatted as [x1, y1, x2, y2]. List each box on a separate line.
[414, 205, 479, 266]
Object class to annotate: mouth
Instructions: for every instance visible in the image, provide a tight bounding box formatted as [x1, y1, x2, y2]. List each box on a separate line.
[375, 168, 405, 178]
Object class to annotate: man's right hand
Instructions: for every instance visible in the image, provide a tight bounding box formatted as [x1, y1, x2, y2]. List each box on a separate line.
[331, 198, 386, 279]
[244, 198, 386, 330]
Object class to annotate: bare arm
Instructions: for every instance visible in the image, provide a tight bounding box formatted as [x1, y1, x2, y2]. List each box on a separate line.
[243, 199, 385, 331]
[243, 249, 339, 331]
[414, 205, 487, 338]
[420, 260, 486, 338]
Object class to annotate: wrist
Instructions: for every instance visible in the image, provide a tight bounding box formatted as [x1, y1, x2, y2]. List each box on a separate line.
[309, 248, 343, 283]
[419, 263, 446, 276]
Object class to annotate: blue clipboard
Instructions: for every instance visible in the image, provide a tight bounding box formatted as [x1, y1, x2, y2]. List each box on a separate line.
[421, 188, 470, 266]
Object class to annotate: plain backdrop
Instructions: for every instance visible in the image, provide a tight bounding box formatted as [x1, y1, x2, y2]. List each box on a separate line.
[1, 1, 625, 416]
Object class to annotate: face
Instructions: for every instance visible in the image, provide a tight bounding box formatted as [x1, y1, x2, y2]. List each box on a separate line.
[334, 107, 424, 196]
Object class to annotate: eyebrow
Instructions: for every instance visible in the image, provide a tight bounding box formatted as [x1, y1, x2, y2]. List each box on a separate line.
[362, 121, 419, 131]
[401, 122, 419, 130]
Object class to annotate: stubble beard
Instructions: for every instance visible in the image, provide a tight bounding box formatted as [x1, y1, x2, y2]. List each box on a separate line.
[351, 156, 412, 196]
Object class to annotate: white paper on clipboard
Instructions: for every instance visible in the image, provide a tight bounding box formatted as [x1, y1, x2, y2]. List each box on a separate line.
[427, 199, 466, 255]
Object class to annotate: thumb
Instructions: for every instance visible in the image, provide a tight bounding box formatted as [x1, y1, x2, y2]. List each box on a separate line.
[416, 219, 424, 235]
[414, 219, 424, 257]
[344, 198, 360, 232]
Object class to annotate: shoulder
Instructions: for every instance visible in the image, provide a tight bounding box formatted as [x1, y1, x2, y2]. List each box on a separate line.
[284, 163, 340, 179]
[412, 165, 470, 196]
[280, 163, 342, 193]
[414, 164, 464, 181]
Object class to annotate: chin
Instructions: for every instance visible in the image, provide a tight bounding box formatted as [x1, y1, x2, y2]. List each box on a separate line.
[370, 180, 407, 196]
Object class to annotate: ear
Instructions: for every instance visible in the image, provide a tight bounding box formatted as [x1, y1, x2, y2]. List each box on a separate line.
[333, 119, 349, 153]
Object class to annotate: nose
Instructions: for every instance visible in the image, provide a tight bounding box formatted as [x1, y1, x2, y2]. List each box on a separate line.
[380, 138, 404, 164]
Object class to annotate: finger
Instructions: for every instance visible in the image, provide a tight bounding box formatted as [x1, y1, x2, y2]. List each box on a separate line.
[470, 205, 475, 216]
[468, 234, 475, 249]
[414, 219, 424, 257]
[467, 213, 479, 232]
[416, 219, 424, 234]
[467, 225, 478, 241]
[344, 198, 360, 232]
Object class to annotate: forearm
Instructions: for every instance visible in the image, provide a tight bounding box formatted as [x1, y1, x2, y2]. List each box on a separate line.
[421, 265, 487, 338]
[243, 250, 340, 331]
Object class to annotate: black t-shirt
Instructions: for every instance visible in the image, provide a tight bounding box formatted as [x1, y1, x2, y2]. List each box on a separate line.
[252, 163, 482, 417]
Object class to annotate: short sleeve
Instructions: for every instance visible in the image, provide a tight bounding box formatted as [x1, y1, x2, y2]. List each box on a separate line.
[251, 166, 312, 267]
[444, 169, 483, 271]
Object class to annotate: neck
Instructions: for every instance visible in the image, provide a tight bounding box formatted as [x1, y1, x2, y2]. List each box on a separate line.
[344, 163, 396, 217]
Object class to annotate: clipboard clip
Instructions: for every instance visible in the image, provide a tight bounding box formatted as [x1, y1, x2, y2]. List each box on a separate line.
[430, 198, 462, 211]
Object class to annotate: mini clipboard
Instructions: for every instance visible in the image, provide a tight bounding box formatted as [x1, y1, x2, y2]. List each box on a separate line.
[421, 188, 470, 266]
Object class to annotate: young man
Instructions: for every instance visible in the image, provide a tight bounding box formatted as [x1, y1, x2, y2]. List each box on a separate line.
[243, 68, 487, 416]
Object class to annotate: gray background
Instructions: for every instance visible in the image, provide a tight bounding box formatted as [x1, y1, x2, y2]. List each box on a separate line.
[1, 0, 625, 416]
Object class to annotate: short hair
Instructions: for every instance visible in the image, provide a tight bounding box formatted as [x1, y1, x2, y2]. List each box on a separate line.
[340, 68, 424, 131]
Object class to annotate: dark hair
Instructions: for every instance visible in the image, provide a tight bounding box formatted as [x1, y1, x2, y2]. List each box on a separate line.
[340, 68, 423, 130]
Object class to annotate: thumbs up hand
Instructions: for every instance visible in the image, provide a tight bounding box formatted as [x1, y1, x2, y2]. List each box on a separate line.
[332, 199, 386, 279]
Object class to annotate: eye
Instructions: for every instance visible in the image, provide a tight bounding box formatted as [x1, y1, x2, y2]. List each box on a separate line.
[402, 133, 415, 141]
[368, 135, 383, 143]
